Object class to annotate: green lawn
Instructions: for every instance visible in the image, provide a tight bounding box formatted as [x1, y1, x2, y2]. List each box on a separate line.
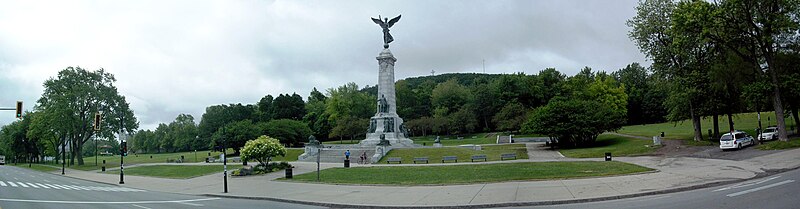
[377, 144, 528, 164]
[11, 163, 61, 173]
[286, 161, 653, 185]
[559, 134, 658, 158]
[106, 165, 243, 179]
[68, 148, 300, 171]
[411, 133, 499, 146]
[757, 138, 800, 150]
[619, 112, 796, 142]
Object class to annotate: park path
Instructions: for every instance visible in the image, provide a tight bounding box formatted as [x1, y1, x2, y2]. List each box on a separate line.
[525, 142, 566, 160]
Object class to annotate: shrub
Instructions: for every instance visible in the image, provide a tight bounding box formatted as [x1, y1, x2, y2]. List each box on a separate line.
[240, 135, 286, 168]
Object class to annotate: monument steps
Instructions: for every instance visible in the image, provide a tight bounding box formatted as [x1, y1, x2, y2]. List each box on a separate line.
[308, 148, 376, 163]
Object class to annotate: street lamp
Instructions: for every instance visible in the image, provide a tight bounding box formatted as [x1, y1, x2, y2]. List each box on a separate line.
[222, 127, 228, 193]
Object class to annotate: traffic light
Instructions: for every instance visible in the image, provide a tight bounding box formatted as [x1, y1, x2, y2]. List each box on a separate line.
[93, 113, 102, 131]
[120, 141, 127, 156]
[15, 101, 22, 118]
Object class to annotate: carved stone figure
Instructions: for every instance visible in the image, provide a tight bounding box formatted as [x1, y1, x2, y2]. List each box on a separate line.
[371, 15, 401, 48]
[368, 119, 377, 133]
[308, 135, 319, 146]
[378, 94, 388, 113]
[434, 136, 441, 144]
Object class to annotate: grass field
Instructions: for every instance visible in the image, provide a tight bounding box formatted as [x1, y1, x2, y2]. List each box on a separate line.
[11, 163, 61, 173]
[618, 112, 797, 142]
[377, 144, 528, 164]
[411, 133, 499, 146]
[286, 161, 652, 185]
[66, 148, 301, 171]
[106, 164, 243, 179]
[559, 134, 658, 158]
[757, 138, 800, 150]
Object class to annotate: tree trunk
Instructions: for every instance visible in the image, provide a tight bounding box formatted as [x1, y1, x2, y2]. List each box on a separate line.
[766, 58, 789, 141]
[690, 103, 703, 141]
[713, 114, 720, 140]
[727, 113, 735, 132]
[792, 107, 800, 134]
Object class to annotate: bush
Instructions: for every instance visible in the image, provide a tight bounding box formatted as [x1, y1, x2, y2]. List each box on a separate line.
[523, 98, 626, 148]
[240, 136, 286, 167]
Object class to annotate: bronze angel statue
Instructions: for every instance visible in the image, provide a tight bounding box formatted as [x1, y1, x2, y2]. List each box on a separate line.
[372, 14, 401, 48]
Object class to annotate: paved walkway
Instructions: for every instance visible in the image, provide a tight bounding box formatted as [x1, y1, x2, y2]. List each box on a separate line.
[53, 146, 800, 207]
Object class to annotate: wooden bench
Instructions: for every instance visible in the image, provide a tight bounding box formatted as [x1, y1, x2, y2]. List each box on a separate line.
[471, 154, 487, 162]
[442, 156, 458, 163]
[387, 157, 402, 164]
[413, 157, 429, 164]
[500, 153, 517, 160]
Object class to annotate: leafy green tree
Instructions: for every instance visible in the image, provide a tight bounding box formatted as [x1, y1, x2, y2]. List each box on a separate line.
[211, 120, 263, 155]
[255, 95, 274, 122]
[263, 119, 312, 147]
[272, 93, 306, 120]
[155, 123, 172, 152]
[168, 114, 200, 151]
[492, 102, 529, 133]
[304, 88, 331, 141]
[431, 79, 473, 115]
[325, 83, 374, 140]
[240, 135, 286, 168]
[198, 104, 256, 145]
[35, 67, 137, 165]
[708, 0, 799, 141]
[405, 117, 434, 136]
[523, 98, 626, 147]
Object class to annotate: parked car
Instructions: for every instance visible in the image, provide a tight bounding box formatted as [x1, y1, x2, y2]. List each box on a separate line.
[0, 155, 4, 165]
[759, 126, 778, 141]
[720, 131, 755, 150]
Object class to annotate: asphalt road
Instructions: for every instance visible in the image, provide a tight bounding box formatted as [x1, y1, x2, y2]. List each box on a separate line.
[0, 165, 322, 209]
[515, 167, 800, 209]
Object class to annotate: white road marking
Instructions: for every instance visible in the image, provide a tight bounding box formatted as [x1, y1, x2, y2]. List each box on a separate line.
[44, 184, 64, 189]
[0, 181, 6, 186]
[34, 183, 50, 189]
[6, 182, 17, 187]
[132, 204, 153, 209]
[727, 180, 795, 197]
[714, 176, 782, 192]
[179, 202, 204, 206]
[15, 182, 29, 188]
[26, 183, 39, 188]
[0, 197, 221, 204]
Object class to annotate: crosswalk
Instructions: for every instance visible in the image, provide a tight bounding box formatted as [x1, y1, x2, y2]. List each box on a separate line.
[0, 180, 144, 192]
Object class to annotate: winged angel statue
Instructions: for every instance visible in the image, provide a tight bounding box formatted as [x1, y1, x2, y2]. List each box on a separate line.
[372, 15, 401, 48]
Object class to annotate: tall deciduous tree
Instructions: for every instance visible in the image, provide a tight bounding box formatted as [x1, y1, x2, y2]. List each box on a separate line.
[709, 0, 800, 141]
[36, 67, 137, 165]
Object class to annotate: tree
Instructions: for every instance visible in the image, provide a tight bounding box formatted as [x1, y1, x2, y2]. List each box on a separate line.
[211, 120, 263, 155]
[240, 135, 286, 168]
[168, 114, 200, 151]
[629, 0, 709, 141]
[304, 88, 331, 141]
[35, 67, 137, 165]
[325, 83, 374, 140]
[708, 0, 800, 141]
[431, 79, 473, 115]
[198, 104, 256, 145]
[272, 93, 306, 120]
[523, 98, 626, 147]
[492, 102, 529, 132]
[263, 119, 312, 147]
[255, 95, 274, 122]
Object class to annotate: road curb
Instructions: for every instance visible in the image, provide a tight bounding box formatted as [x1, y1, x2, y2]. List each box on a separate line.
[201, 167, 799, 208]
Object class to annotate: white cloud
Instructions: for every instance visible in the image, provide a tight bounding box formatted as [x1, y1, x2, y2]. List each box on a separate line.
[0, 0, 647, 130]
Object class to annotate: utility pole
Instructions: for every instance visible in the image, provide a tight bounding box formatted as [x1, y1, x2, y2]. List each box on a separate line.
[223, 127, 228, 193]
[61, 139, 65, 175]
[119, 113, 125, 184]
[482, 59, 485, 74]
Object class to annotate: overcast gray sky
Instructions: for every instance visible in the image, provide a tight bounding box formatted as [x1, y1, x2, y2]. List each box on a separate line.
[0, 0, 648, 130]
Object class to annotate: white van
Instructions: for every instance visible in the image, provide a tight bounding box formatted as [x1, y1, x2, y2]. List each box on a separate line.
[720, 131, 755, 150]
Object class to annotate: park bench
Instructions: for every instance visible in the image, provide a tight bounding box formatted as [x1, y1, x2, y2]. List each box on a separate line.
[442, 156, 458, 163]
[387, 157, 402, 164]
[413, 157, 429, 164]
[471, 154, 487, 162]
[500, 153, 517, 160]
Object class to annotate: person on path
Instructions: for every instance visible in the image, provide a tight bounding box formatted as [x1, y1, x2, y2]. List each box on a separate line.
[360, 151, 368, 164]
[345, 150, 351, 160]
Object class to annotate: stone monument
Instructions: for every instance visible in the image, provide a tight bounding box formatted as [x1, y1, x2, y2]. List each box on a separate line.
[360, 14, 415, 147]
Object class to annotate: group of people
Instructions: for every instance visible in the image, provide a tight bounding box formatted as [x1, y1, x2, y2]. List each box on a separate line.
[345, 150, 370, 164]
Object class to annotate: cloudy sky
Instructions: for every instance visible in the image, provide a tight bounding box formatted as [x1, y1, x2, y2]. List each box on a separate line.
[0, 0, 648, 130]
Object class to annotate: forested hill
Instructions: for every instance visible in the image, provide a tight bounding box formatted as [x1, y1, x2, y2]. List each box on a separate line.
[360, 73, 505, 97]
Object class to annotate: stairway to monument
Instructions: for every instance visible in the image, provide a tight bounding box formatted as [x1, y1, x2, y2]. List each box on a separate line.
[314, 148, 376, 163]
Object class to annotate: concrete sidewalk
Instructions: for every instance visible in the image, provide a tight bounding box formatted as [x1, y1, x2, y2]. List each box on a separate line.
[54, 147, 800, 208]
